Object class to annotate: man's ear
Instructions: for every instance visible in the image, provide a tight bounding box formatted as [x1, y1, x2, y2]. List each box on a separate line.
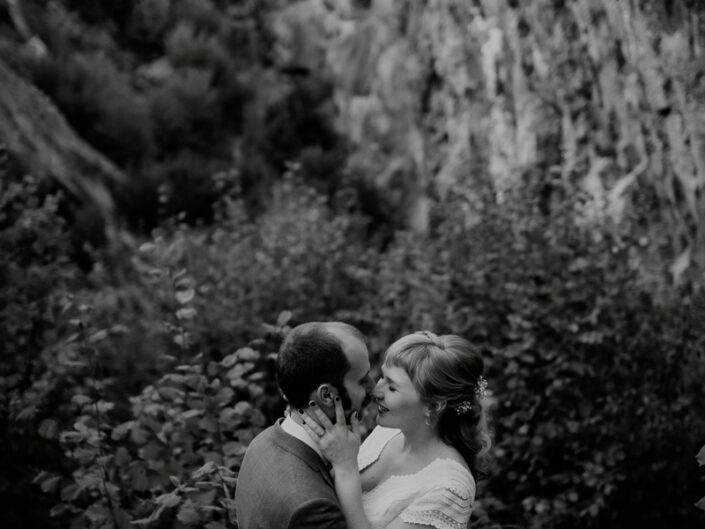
[314, 383, 338, 407]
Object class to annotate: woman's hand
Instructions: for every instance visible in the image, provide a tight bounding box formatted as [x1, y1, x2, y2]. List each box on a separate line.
[299, 397, 361, 471]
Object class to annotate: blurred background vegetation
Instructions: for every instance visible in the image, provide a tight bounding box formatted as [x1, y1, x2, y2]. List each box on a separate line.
[1, 0, 705, 528]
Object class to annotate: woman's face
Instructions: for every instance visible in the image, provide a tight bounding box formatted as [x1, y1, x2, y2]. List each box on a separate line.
[373, 364, 428, 430]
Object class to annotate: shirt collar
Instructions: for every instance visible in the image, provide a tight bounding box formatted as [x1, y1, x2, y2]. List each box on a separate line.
[281, 413, 328, 463]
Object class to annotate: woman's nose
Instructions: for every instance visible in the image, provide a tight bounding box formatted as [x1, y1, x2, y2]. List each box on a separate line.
[372, 379, 384, 399]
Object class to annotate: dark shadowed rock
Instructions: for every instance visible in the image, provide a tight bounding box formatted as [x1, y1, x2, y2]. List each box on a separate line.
[0, 58, 124, 230]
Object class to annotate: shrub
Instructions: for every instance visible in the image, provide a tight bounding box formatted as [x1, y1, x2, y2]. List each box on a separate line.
[31, 237, 286, 529]
[432, 179, 705, 529]
[0, 151, 79, 529]
[21, 167, 705, 529]
[30, 52, 154, 168]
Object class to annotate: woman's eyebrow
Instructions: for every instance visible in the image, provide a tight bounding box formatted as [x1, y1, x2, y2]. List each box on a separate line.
[382, 370, 400, 386]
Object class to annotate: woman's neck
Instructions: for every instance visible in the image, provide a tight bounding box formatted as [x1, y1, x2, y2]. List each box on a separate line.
[399, 423, 443, 458]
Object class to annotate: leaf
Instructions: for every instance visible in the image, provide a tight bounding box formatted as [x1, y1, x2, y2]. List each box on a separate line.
[49, 504, 71, 517]
[697, 445, 705, 466]
[177, 500, 200, 526]
[96, 400, 115, 413]
[173, 334, 191, 348]
[696, 496, 705, 512]
[176, 307, 197, 320]
[220, 353, 238, 368]
[235, 347, 259, 362]
[205, 522, 228, 529]
[670, 246, 691, 285]
[115, 447, 131, 467]
[85, 503, 111, 525]
[139, 442, 164, 461]
[38, 419, 58, 439]
[59, 431, 85, 444]
[185, 488, 216, 506]
[112, 421, 135, 441]
[40, 475, 61, 493]
[175, 288, 195, 304]
[130, 425, 151, 445]
[277, 310, 292, 326]
[60, 483, 79, 501]
[155, 491, 182, 508]
[198, 416, 218, 433]
[158, 386, 184, 401]
[223, 441, 246, 457]
[192, 461, 217, 480]
[139, 242, 156, 253]
[87, 329, 108, 344]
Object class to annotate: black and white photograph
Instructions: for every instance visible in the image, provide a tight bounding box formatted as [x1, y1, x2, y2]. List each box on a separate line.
[1, 1, 704, 528]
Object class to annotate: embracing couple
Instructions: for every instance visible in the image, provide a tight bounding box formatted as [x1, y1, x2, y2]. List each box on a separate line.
[235, 322, 491, 529]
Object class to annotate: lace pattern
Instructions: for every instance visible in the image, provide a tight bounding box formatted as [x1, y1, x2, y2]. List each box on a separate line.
[358, 427, 475, 529]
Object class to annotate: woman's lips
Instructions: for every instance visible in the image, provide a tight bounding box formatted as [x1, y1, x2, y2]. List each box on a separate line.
[377, 404, 389, 414]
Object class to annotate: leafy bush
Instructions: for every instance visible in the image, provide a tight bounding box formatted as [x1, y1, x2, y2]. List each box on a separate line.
[30, 52, 154, 167]
[432, 179, 705, 529]
[15, 169, 705, 529]
[0, 151, 79, 529]
[30, 236, 286, 529]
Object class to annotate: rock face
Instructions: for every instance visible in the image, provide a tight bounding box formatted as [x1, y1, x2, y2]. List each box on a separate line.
[270, 0, 705, 267]
[0, 58, 124, 228]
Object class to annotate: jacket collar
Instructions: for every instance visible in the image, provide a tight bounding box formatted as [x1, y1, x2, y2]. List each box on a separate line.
[271, 419, 334, 488]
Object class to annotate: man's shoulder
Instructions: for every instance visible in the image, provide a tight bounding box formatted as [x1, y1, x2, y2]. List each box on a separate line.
[239, 422, 328, 488]
[236, 422, 345, 529]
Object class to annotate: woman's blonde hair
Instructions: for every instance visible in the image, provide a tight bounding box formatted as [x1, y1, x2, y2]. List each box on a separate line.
[384, 331, 492, 478]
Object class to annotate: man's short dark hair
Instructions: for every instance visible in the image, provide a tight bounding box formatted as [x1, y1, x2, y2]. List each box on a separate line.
[276, 322, 363, 409]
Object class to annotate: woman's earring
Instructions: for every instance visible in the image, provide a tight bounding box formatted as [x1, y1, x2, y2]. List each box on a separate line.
[424, 411, 431, 426]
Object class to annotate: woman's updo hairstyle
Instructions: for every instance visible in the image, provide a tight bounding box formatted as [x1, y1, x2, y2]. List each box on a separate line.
[383, 331, 491, 478]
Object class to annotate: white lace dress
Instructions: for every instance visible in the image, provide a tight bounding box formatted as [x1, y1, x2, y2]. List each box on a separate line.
[357, 426, 475, 529]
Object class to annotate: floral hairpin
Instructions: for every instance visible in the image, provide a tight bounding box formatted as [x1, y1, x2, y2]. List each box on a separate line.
[475, 375, 488, 401]
[453, 375, 488, 415]
[454, 401, 473, 414]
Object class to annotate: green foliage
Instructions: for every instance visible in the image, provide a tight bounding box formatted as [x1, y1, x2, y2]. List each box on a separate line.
[19, 174, 703, 529]
[0, 150, 79, 528]
[698, 445, 705, 512]
[30, 52, 154, 167]
[29, 238, 285, 529]
[432, 179, 705, 529]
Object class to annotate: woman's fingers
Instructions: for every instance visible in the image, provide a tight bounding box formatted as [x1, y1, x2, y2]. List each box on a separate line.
[299, 409, 325, 435]
[350, 410, 361, 437]
[299, 415, 324, 442]
[334, 396, 346, 425]
[308, 401, 335, 429]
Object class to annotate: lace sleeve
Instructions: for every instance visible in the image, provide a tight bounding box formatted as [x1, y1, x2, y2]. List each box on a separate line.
[398, 479, 474, 529]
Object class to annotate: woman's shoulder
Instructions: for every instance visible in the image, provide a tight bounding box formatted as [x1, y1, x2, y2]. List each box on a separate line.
[425, 447, 475, 498]
[358, 426, 401, 471]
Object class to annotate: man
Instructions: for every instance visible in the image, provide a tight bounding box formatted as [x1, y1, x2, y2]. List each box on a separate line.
[235, 322, 374, 529]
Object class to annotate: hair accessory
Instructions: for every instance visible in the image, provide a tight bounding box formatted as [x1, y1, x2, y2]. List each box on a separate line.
[454, 401, 473, 415]
[475, 375, 488, 401]
[453, 376, 488, 415]
[420, 330, 444, 349]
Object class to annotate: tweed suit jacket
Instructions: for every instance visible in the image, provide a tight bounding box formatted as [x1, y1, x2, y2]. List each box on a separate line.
[235, 419, 347, 529]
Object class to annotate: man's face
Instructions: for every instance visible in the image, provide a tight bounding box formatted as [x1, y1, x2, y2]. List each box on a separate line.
[328, 325, 374, 420]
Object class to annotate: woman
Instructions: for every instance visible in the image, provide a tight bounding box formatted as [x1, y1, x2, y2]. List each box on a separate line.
[300, 331, 491, 529]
